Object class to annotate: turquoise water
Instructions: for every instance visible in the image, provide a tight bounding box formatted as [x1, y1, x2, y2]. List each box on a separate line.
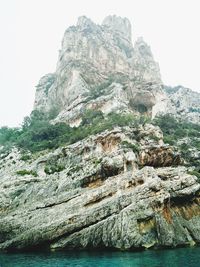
[0, 247, 200, 267]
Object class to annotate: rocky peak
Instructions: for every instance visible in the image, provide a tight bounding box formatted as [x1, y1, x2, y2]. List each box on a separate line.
[33, 15, 165, 123]
[102, 15, 132, 41]
[77, 16, 97, 30]
[1, 15, 200, 254]
[132, 37, 162, 83]
[33, 15, 200, 126]
[134, 37, 153, 58]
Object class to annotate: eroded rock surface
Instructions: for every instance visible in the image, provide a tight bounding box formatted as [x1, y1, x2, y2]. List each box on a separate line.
[1, 15, 200, 252]
[33, 16, 165, 125]
[164, 85, 200, 124]
[33, 16, 200, 125]
[0, 125, 199, 251]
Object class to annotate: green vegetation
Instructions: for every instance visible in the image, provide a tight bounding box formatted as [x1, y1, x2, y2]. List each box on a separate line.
[189, 107, 200, 113]
[148, 134, 160, 142]
[20, 154, 31, 161]
[16, 169, 38, 177]
[84, 74, 130, 101]
[44, 164, 65, 174]
[0, 127, 21, 147]
[67, 112, 137, 144]
[93, 158, 102, 166]
[154, 114, 200, 178]
[154, 115, 200, 145]
[85, 79, 113, 100]
[121, 141, 140, 153]
[0, 110, 138, 154]
[0, 110, 70, 153]
[81, 109, 104, 125]
[1, 108, 200, 181]
[188, 170, 200, 181]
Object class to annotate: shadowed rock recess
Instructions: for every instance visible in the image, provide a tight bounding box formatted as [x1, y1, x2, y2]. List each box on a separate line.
[0, 15, 200, 251]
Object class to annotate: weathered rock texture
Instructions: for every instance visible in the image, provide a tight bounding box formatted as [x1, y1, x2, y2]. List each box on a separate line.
[0, 15, 200, 252]
[33, 16, 166, 126]
[164, 85, 200, 124]
[33, 16, 200, 125]
[0, 125, 200, 251]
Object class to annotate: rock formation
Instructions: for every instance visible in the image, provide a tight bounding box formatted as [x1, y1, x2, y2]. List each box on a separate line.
[33, 16, 200, 126]
[34, 15, 166, 126]
[0, 15, 200, 251]
[0, 124, 199, 251]
[164, 85, 200, 124]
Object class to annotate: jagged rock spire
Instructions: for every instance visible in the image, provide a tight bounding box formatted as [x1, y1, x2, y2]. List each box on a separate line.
[77, 16, 97, 30]
[102, 15, 132, 41]
[34, 15, 165, 123]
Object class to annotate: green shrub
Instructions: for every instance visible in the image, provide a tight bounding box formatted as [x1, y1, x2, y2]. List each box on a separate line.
[16, 169, 38, 177]
[0, 127, 21, 145]
[154, 115, 200, 142]
[20, 154, 31, 161]
[93, 158, 102, 166]
[81, 109, 104, 126]
[44, 164, 65, 174]
[189, 107, 200, 113]
[188, 170, 200, 180]
[121, 141, 140, 153]
[85, 79, 113, 100]
[148, 134, 160, 142]
[163, 136, 175, 145]
[0, 111, 138, 154]
[154, 115, 200, 168]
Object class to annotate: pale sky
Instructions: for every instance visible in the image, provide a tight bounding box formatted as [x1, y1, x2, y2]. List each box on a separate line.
[0, 0, 200, 127]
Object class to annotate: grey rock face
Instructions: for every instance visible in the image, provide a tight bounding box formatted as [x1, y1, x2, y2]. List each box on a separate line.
[33, 16, 164, 124]
[0, 125, 199, 251]
[102, 15, 132, 42]
[33, 15, 200, 125]
[34, 73, 56, 111]
[164, 85, 200, 124]
[2, 15, 199, 252]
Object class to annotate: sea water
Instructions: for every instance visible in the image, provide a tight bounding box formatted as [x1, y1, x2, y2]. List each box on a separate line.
[0, 247, 200, 267]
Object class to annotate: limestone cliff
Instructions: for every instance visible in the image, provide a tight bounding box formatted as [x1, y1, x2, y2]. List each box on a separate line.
[164, 85, 200, 124]
[0, 15, 200, 252]
[0, 124, 200, 251]
[33, 16, 200, 126]
[33, 16, 165, 126]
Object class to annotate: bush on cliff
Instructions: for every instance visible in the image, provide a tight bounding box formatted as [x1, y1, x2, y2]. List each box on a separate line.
[0, 110, 137, 153]
[154, 115, 200, 141]
[154, 114, 200, 178]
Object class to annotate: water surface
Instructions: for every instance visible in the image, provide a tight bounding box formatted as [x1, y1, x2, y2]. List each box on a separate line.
[0, 247, 200, 267]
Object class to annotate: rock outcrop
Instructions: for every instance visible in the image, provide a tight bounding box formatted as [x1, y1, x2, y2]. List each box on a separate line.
[164, 85, 200, 124]
[0, 124, 200, 251]
[33, 16, 165, 125]
[0, 15, 200, 252]
[33, 16, 200, 125]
